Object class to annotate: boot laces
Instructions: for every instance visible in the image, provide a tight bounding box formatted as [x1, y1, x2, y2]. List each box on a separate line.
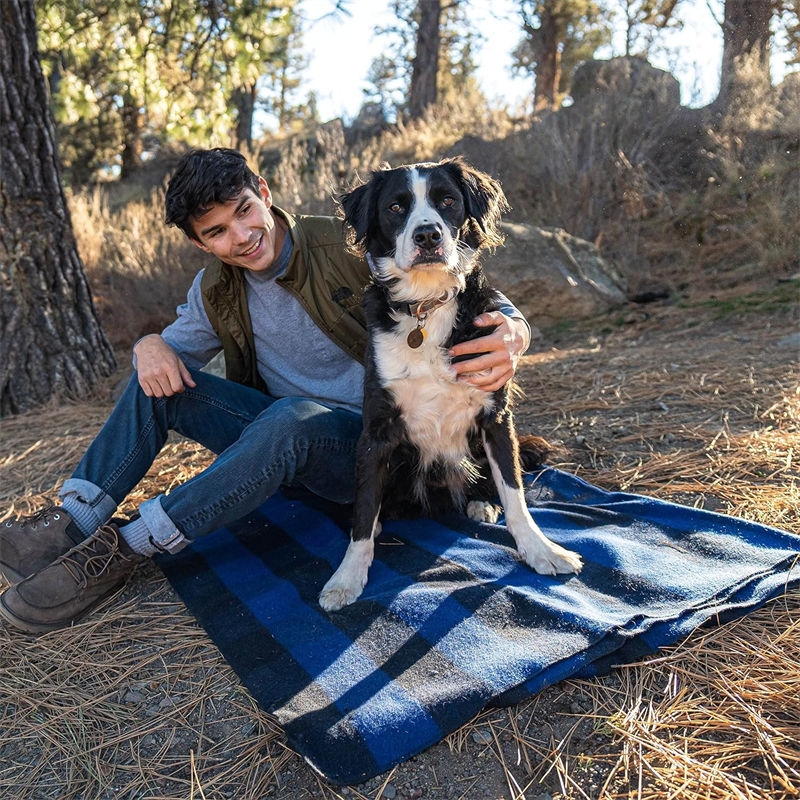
[58, 526, 133, 587]
[5, 505, 63, 530]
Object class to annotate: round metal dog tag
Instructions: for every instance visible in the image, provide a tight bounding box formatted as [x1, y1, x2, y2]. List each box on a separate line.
[407, 327, 425, 348]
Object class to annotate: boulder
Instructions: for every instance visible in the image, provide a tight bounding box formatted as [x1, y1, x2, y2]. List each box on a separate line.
[483, 222, 627, 331]
[570, 56, 681, 111]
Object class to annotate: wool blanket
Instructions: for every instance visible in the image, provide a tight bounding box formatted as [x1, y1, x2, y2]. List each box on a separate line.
[158, 468, 800, 785]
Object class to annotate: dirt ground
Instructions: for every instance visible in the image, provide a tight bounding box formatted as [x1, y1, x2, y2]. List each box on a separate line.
[0, 283, 797, 799]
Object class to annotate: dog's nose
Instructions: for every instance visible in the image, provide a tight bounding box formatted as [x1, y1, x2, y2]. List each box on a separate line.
[413, 224, 442, 250]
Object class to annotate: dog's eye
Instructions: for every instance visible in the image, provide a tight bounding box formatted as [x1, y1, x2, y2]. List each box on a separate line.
[441, 196, 456, 208]
[389, 202, 405, 214]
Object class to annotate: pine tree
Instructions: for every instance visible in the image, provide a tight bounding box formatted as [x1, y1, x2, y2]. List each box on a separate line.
[0, 0, 116, 415]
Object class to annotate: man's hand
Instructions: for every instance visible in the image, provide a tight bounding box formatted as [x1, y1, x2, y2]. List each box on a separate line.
[448, 312, 530, 392]
[133, 334, 197, 398]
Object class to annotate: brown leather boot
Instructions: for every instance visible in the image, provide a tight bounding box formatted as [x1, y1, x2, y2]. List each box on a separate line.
[0, 523, 144, 633]
[0, 506, 84, 584]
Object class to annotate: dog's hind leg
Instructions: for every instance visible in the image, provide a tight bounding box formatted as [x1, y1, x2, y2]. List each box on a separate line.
[319, 437, 391, 611]
[481, 419, 583, 575]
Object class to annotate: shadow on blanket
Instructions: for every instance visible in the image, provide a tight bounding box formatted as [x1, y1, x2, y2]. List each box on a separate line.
[158, 468, 800, 785]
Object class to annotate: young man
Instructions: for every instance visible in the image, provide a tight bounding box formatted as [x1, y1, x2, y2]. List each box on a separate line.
[0, 148, 532, 633]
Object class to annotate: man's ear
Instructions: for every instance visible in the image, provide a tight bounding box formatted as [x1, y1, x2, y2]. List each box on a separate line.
[258, 176, 272, 207]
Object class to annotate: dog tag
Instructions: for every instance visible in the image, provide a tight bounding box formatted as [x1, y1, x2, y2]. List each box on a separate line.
[407, 326, 426, 348]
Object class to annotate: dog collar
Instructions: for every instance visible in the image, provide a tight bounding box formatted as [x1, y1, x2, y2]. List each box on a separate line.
[406, 289, 457, 319]
[405, 289, 458, 348]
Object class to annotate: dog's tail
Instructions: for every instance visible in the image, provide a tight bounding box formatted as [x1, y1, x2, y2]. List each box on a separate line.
[518, 434, 551, 471]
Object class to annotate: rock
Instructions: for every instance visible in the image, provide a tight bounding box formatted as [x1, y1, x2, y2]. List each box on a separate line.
[123, 690, 146, 704]
[483, 223, 627, 330]
[471, 728, 493, 745]
[571, 56, 681, 111]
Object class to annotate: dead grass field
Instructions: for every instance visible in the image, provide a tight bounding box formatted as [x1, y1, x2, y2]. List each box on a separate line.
[1, 287, 797, 800]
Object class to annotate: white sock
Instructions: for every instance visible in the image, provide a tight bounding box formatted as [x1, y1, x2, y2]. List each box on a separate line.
[118, 517, 158, 557]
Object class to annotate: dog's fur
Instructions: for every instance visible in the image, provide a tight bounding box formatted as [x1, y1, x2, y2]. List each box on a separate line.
[319, 157, 582, 611]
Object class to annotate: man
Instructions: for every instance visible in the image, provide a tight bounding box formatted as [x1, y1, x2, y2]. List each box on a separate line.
[0, 148, 532, 633]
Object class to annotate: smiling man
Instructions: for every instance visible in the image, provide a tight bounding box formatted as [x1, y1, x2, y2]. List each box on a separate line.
[0, 148, 531, 633]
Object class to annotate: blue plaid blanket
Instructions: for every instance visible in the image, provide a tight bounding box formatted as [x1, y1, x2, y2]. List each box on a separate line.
[158, 468, 800, 785]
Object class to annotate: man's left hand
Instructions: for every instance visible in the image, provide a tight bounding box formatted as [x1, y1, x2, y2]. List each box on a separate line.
[448, 312, 530, 392]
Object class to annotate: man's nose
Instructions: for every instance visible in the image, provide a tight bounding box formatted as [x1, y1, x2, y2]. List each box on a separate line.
[231, 219, 250, 245]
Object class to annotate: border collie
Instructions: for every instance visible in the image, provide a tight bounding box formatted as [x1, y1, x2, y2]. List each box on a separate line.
[319, 157, 583, 611]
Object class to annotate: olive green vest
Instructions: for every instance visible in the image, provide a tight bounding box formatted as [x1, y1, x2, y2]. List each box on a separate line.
[199, 207, 369, 394]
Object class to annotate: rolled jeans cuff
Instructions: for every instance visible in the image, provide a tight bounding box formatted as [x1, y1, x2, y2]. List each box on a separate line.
[139, 496, 190, 554]
[59, 478, 118, 533]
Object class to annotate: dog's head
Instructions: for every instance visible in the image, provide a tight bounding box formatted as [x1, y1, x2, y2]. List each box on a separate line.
[339, 157, 509, 300]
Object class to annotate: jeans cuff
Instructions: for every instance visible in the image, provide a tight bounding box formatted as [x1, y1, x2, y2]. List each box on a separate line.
[139, 496, 190, 554]
[59, 478, 118, 533]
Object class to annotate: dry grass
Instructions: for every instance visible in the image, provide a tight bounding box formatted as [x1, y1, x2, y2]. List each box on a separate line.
[589, 598, 800, 800]
[1, 296, 797, 799]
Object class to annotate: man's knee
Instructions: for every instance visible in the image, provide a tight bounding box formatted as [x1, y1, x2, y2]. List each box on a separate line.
[252, 397, 361, 446]
[261, 397, 328, 434]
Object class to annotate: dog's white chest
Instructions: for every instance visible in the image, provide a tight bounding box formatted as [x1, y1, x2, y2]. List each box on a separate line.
[374, 309, 494, 467]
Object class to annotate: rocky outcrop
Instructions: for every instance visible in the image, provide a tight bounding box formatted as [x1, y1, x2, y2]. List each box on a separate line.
[483, 223, 627, 331]
[570, 56, 681, 110]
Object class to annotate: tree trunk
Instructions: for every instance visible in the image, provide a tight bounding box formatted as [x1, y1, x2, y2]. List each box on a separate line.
[0, 0, 116, 416]
[408, 0, 442, 119]
[533, 8, 562, 113]
[232, 84, 256, 149]
[119, 91, 143, 179]
[713, 0, 773, 116]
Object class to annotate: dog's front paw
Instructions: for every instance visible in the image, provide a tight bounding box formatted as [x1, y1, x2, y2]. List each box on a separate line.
[519, 540, 583, 576]
[319, 577, 366, 611]
[319, 537, 374, 611]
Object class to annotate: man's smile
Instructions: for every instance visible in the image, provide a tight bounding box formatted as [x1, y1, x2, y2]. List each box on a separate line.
[239, 235, 263, 257]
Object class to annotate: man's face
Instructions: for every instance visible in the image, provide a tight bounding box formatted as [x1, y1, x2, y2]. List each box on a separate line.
[190, 177, 283, 272]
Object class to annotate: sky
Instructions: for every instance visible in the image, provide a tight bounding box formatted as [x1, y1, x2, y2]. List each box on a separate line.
[296, 0, 733, 123]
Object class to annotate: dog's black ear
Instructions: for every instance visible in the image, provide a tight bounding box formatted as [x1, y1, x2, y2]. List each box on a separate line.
[443, 157, 510, 250]
[338, 173, 385, 252]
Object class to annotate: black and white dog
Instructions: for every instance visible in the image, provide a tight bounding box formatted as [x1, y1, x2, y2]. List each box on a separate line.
[319, 157, 582, 611]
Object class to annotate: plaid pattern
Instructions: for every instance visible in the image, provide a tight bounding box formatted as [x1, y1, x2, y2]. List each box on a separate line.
[159, 468, 800, 784]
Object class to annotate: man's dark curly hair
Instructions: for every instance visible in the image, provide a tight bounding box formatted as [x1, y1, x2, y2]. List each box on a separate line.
[165, 148, 262, 240]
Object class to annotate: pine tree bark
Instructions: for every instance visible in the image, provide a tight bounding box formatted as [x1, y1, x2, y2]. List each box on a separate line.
[119, 91, 144, 179]
[532, 7, 563, 114]
[408, 0, 442, 119]
[232, 84, 257, 149]
[0, 0, 116, 416]
[713, 0, 773, 116]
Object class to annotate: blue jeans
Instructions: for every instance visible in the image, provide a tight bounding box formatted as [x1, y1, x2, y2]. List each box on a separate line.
[60, 371, 362, 551]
